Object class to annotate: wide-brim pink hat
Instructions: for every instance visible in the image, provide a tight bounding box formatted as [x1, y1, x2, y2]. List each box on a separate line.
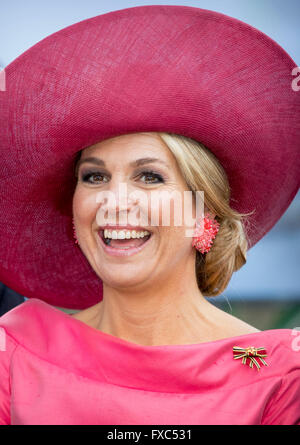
[0, 5, 299, 310]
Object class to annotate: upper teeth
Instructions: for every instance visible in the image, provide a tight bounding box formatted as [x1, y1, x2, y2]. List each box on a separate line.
[103, 229, 150, 239]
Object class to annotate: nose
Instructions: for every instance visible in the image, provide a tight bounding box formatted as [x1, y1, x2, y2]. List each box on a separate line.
[95, 182, 139, 223]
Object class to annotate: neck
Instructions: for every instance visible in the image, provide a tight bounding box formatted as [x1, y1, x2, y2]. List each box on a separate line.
[93, 270, 215, 347]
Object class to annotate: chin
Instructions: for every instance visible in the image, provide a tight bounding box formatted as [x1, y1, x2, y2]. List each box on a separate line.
[96, 266, 149, 287]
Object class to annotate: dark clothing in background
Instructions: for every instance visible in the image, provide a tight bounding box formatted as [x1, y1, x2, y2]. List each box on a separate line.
[0, 282, 25, 316]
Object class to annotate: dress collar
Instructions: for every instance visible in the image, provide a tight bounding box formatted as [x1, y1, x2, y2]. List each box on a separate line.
[1, 298, 292, 393]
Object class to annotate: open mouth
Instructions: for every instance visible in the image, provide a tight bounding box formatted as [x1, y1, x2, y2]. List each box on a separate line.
[98, 230, 152, 250]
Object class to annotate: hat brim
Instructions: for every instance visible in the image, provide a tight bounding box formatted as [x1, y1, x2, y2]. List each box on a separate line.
[0, 5, 299, 309]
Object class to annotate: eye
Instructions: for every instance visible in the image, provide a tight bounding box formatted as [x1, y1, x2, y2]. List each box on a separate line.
[80, 171, 108, 184]
[139, 170, 165, 184]
[79, 169, 166, 185]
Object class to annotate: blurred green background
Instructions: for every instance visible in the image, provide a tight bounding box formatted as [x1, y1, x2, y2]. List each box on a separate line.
[210, 298, 300, 330]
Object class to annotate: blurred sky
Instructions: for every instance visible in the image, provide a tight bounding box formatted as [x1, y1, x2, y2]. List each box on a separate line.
[0, 0, 299, 300]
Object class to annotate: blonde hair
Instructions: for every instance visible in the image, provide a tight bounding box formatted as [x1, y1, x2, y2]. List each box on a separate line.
[156, 132, 255, 297]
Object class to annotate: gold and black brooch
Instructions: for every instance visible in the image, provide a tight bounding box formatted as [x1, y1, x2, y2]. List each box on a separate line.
[233, 346, 268, 371]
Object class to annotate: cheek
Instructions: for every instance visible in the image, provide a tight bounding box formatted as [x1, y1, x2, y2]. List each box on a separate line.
[72, 187, 98, 225]
[154, 191, 195, 251]
[149, 192, 193, 246]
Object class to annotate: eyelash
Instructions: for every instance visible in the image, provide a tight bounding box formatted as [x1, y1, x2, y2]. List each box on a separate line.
[80, 169, 165, 185]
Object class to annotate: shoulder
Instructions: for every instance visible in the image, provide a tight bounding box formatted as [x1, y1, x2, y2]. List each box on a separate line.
[260, 328, 300, 363]
[212, 327, 300, 425]
[0, 297, 92, 387]
[261, 329, 300, 425]
[0, 298, 52, 337]
[0, 298, 69, 425]
[234, 328, 300, 372]
[0, 298, 73, 357]
[205, 299, 261, 341]
[243, 328, 300, 425]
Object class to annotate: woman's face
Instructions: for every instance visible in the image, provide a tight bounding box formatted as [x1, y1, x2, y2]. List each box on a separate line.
[73, 132, 197, 289]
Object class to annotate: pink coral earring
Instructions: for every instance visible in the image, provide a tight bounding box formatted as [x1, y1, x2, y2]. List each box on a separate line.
[192, 212, 220, 254]
[72, 217, 79, 244]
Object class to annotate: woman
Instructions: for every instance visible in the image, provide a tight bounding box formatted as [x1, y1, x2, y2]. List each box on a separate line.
[71, 131, 260, 345]
[0, 5, 299, 425]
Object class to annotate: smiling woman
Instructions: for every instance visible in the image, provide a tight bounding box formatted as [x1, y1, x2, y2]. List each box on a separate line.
[0, 5, 299, 426]
[70, 130, 258, 347]
[73, 131, 252, 297]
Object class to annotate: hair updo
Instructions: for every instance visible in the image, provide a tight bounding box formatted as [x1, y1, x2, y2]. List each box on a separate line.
[157, 132, 255, 297]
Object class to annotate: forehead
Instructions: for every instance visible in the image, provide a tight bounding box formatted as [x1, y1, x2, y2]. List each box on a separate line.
[81, 132, 172, 161]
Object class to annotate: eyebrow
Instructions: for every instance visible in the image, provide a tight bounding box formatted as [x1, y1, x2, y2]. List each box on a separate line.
[75, 156, 170, 172]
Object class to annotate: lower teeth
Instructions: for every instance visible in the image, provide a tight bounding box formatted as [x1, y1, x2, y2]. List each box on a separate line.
[104, 239, 134, 249]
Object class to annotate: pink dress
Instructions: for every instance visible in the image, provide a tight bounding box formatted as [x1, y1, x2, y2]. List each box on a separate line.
[0, 298, 299, 425]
